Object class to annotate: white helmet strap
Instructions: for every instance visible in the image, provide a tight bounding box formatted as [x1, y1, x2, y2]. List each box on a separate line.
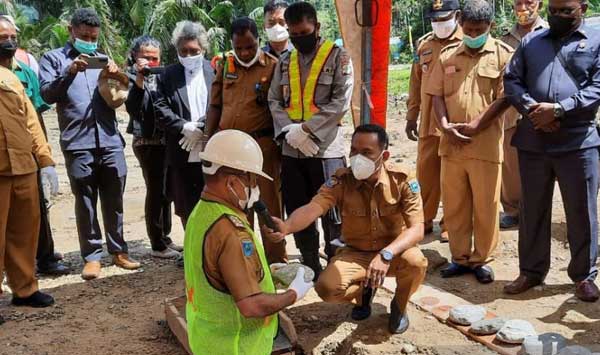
[202, 161, 222, 176]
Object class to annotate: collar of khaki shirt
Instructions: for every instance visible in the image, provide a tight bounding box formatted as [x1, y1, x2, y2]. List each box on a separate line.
[201, 190, 251, 226]
[454, 36, 497, 57]
[354, 161, 403, 205]
[508, 16, 548, 42]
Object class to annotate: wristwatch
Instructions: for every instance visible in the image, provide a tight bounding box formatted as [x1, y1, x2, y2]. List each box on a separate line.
[553, 103, 565, 120]
[379, 249, 393, 263]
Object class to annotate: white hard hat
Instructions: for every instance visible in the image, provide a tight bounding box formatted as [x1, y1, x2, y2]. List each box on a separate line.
[199, 130, 273, 181]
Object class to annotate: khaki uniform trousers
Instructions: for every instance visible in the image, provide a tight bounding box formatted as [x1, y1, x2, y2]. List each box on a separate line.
[0, 173, 40, 297]
[315, 247, 428, 314]
[441, 157, 500, 266]
[255, 136, 287, 264]
[417, 135, 444, 229]
[501, 127, 521, 217]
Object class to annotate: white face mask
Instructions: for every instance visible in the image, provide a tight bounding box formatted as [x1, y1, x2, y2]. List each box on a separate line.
[231, 42, 261, 68]
[228, 177, 260, 210]
[431, 17, 457, 40]
[178, 53, 204, 72]
[266, 24, 289, 42]
[350, 153, 382, 180]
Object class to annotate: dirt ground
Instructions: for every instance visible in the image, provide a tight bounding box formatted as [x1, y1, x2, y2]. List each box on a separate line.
[1, 98, 599, 355]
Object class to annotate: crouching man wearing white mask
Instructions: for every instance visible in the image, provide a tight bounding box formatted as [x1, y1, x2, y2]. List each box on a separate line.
[264, 124, 428, 334]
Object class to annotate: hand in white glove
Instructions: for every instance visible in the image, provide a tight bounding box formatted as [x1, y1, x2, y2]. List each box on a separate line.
[40, 166, 59, 197]
[181, 121, 203, 139]
[179, 136, 199, 152]
[282, 123, 310, 149]
[297, 139, 319, 157]
[288, 268, 314, 302]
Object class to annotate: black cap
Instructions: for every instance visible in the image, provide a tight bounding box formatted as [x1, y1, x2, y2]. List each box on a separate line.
[425, 0, 460, 19]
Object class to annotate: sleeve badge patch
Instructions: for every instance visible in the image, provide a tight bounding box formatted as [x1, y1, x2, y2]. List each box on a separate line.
[409, 180, 421, 194]
[241, 239, 254, 257]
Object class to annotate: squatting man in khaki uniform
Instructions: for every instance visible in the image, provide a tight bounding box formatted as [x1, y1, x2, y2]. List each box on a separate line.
[427, 0, 513, 284]
[266, 125, 428, 334]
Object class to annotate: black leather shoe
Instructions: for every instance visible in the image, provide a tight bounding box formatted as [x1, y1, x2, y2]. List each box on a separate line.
[473, 265, 495, 284]
[351, 286, 374, 321]
[440, 263, 472, 278]
[388, 301, 410, 334]
[351, 304, 372, 320]
[38, 261, 71, 276]
[12, 291, 55, 308]
[500, 214, 519, 229]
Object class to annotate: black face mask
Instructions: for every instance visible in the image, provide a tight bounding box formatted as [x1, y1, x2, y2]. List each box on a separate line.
[0, 39, 17, 59]
[290, 30, 318, 54]
[548, 15, 579, 38]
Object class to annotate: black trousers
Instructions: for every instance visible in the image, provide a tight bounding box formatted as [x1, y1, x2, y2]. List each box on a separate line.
[167, 163, 204, 227]
[133, 144, 173, 251]
[518, 148, 599, 283]
[281, 156, 344, 262]
[36, 171, 56, 267]
[63, 148, 128, 262]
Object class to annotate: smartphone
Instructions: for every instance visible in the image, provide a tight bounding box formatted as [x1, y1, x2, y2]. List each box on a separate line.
[84, 56, 109, 70]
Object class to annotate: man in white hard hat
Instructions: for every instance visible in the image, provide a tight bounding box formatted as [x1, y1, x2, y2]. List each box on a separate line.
[183, 129, 313, 355]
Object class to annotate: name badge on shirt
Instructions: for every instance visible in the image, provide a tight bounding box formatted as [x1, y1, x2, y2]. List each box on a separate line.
[445, 66, 457, 74]
[225, 72, 238, 80]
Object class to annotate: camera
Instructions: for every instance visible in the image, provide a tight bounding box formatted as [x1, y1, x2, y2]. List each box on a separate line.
[140, 66, 165, 77]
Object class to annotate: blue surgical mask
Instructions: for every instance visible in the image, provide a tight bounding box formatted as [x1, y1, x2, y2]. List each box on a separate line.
[463, 32, 489, 49]
[73, 38, 98, 55]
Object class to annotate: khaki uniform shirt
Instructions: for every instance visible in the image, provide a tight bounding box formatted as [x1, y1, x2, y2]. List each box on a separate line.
[406, 28, 463, 137]
[269, 39, 354, 159]
[500, 18, 548, 130]
[210, 50, 278, 134]
[0, 66, 53, 176]
[311, 162, 424, 252]
[201, 192, 264, 302]
[426, 37, 514, 164]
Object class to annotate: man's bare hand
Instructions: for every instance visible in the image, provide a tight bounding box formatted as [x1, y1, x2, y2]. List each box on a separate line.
[443, 124, 471, 146]
[405, 120, 419, 141]
[454, 118, 482, 137]
[365, 254, 390, 288]
[261, 217, 288, 243]
[529, 103, 556, 130]
[68, 54, 89, 75]
[107, 60, 119, 74]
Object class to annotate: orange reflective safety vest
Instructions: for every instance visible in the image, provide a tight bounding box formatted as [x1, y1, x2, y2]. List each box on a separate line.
[286, 40, 335, 121]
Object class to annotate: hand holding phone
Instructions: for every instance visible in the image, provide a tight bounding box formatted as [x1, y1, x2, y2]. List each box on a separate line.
[83, 56, 109, 70]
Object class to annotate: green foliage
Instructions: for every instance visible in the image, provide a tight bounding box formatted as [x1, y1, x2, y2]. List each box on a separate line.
[388, 66, 411, 97]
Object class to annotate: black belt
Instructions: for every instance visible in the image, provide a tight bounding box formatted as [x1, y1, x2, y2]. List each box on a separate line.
[251, 128, 275, 139]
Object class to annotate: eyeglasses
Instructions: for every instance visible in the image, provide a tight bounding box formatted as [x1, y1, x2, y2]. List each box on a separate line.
[548, 6, 581, 16]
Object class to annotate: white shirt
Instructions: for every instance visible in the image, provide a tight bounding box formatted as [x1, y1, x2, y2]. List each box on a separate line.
[185, 63, 208, 163]
[185, 63, 208, 123]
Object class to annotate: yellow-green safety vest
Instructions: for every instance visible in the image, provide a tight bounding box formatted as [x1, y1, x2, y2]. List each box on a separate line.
[286, 40, 335, 121]
[184, 200, 278, 355]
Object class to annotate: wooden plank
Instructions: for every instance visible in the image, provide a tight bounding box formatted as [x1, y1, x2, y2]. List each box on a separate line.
[164, 296, 299, 355]
[164, 297, 192, 355]
[381, 281, 523, 355]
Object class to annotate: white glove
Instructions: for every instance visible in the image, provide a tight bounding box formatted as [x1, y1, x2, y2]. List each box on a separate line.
[181, 121, 203, 140]
[179, 136, 199, 152]
[287, 268, 314, 302]
[282, 123, 310, 149]
[297, 139, 319, 157]
[40, 166, 59, 197]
